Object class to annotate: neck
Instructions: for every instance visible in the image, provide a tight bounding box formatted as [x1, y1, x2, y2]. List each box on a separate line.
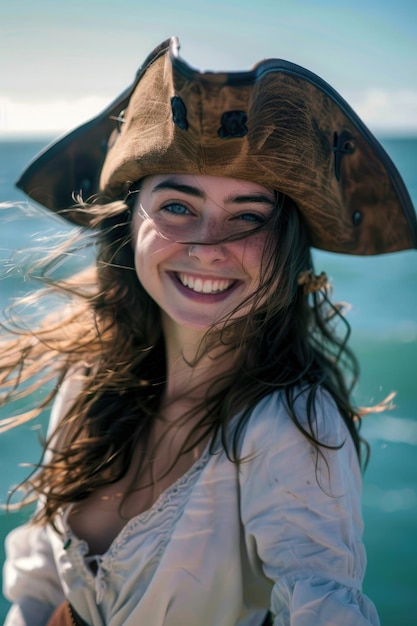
[161, 313, 239, 402]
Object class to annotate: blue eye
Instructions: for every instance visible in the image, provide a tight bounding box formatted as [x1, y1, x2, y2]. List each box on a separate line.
[236, 212, 266, 223]
[162, 202, 191, 216]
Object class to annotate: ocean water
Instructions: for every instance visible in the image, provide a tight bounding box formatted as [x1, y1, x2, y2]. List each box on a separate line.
[0, 136, 416, 625]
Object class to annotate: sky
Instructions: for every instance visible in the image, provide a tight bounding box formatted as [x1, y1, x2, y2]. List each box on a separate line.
[1, 0, 416, 137]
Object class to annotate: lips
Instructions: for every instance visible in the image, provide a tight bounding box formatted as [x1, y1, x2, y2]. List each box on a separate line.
[177, 272, 236, 294]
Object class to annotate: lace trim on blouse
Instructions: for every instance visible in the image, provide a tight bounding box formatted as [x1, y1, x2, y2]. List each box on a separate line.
[55, 445, 212, 603]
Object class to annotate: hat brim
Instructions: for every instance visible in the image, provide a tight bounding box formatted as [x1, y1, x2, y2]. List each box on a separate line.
[16, 37, 417, 255]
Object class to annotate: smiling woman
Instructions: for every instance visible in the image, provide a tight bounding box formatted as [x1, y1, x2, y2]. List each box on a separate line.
[1, 36, 416, 626]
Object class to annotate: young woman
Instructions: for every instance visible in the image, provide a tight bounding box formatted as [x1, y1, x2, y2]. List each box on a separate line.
[2, 37, 416, 626]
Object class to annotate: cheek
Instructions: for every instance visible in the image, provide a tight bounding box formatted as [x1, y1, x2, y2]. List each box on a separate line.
[132, 220, 182, 277]
[132, 217, 165, 258]
[132, 219, 158, 281]
[235, 234, 268, 274]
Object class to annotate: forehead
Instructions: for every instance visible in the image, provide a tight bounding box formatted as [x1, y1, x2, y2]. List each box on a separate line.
[139, 174, 275, 201]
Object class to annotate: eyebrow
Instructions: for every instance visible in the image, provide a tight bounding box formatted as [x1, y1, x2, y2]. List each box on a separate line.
[151, 179, 275, 207]
[152, 180, 205, 199]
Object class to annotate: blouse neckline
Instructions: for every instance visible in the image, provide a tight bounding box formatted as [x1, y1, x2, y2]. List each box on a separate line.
[60, 440, 213, 562]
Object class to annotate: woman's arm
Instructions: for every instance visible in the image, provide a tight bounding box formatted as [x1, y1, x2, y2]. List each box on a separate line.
[3, 524, 65, 626]
[3, 368, 85, 626]
[239, 389, 380, 626]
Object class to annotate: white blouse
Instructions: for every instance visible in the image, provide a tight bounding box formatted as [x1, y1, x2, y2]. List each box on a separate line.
[3, 388, 380, 626]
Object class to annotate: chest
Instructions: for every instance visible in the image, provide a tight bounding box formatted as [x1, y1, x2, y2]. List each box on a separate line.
[68, 434, 208, 555]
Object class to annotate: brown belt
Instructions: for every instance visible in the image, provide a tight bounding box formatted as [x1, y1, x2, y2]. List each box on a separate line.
[47, 601, 272, 625]
[46, 601, 89, 626]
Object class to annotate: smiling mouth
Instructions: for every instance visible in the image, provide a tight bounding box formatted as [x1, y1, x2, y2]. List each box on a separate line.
[177, 273, 236, 294]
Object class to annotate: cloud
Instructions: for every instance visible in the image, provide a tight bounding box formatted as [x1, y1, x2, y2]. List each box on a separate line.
[347, 88, 417, 134]
[0, 96, 110, 136]
[1, 89, 417, 136]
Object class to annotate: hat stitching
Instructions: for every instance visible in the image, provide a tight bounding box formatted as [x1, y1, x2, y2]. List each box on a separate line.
[218, 110, 248, 139]
[171, 96, 189, 130]
[332, 130, 355, 181]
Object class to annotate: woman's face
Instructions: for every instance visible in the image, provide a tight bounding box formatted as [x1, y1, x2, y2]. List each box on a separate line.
[131, 174, 275, 335]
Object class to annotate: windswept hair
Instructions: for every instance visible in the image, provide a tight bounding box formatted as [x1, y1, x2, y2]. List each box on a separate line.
[1, 191, 384, 526]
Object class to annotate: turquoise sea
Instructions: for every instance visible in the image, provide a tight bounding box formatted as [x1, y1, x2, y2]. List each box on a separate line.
[0, 136, 416, 625]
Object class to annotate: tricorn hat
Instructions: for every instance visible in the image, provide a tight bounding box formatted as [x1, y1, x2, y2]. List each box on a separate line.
[16, 37, 417, 255]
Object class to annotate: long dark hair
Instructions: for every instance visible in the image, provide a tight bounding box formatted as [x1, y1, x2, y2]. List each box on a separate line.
[1, 189, 370, 526]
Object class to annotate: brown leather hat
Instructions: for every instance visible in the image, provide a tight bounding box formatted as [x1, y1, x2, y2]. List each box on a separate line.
[16, 37, 417, 255]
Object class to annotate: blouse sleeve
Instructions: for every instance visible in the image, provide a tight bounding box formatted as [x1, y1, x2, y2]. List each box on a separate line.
[3, 369, 84, 626]
[3, 524, 65, 626]
[238, 389, 380, 626]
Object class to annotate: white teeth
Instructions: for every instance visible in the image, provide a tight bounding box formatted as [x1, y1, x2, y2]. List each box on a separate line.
[178, 273, 233, 293]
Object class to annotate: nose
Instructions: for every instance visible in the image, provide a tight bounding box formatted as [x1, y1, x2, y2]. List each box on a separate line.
[186, 214, 229, 263]
[188, 242, 228, 263]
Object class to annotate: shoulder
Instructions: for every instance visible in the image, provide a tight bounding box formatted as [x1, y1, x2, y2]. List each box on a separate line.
[242, 386, 349, 450]
[236, 387, 360, 492]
